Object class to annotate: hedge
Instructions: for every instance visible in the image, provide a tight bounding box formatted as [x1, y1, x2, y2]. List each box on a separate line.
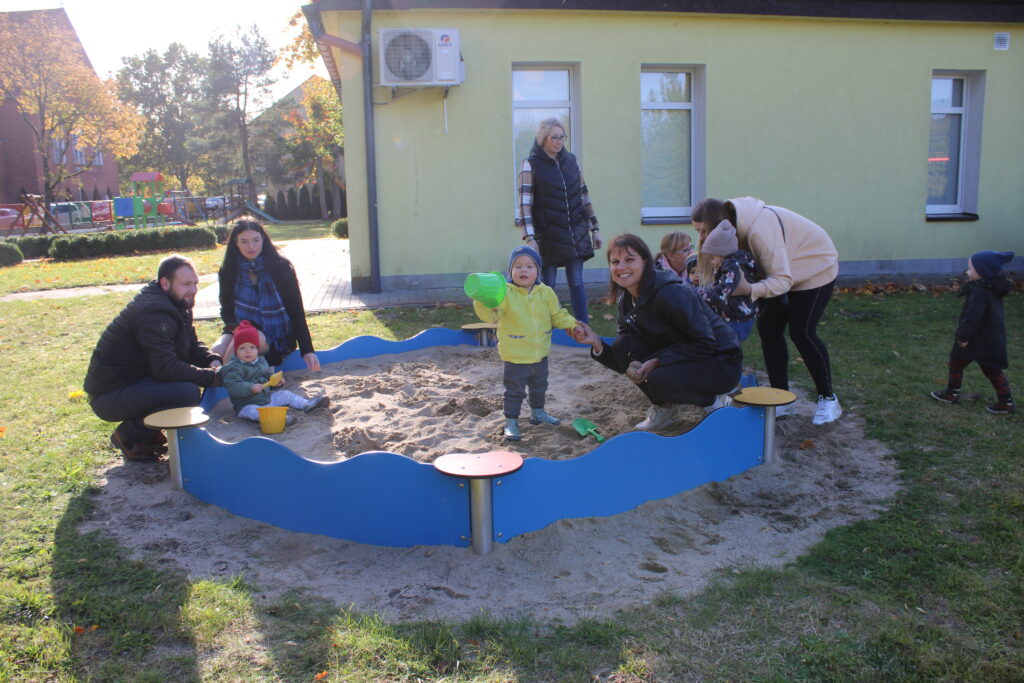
[47, 226, 217, 261]
[10, 235, 56, 260]
[331, 218, 348, 239]
[0, 240, 24, 267]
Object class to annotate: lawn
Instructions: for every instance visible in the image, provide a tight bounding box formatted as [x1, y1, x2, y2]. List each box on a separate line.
[0, 269, 1021, 680]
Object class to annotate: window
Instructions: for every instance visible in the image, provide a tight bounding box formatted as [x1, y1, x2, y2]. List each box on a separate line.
[641, 66, 704, 222]
[511, 65, 578, 212]
[73, 145, 86, 166]
[928, 72, 984, 217]
[52, 139, 67, 164]
[93, 150, 104, 167]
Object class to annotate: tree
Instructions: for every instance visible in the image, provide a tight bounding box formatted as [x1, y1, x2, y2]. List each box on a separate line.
[0, 12, 141, 204]
[206, 26, 276, 203]
[282, 77, 344, 220]
[116, 43, 209, 192]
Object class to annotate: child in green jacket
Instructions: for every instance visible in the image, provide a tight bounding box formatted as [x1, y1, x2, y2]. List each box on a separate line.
[472, 246, 581, 440]
[218, 320, 328, 425]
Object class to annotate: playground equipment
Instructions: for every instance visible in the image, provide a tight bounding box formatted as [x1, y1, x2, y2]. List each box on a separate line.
[114, 172, 197, 228]
[154, 328, 784, 554]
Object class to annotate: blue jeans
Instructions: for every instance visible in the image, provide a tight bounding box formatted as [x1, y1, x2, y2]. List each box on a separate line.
[728, 319, 755, 343]
[542, 258, 588, 324]
[89, 377, 201, 444]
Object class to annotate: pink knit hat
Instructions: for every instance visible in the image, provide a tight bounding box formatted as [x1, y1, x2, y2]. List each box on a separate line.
[702, 220, 739, 257]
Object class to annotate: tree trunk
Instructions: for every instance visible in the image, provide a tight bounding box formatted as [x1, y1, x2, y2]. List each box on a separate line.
[316, 157, 329, 220]
[239, 110, 256, 203]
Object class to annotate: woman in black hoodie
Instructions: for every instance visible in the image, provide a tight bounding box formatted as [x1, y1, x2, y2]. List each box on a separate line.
[930, 250, 1015, 414]
[574, 234, 743, 431]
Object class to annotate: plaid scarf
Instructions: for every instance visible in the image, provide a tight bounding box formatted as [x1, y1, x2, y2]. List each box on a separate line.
[235, 256, 291, 354]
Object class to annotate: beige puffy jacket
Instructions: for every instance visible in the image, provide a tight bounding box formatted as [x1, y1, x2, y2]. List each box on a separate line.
[728, 197, 838, 301]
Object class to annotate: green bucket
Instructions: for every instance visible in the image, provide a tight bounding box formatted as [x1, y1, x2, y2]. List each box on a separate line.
[464, 271, 507, 308]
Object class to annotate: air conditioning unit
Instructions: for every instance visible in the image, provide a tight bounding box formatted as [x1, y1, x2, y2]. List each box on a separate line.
[378, 28, 463, 87]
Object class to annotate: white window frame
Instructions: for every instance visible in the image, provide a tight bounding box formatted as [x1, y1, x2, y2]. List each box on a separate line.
[93, 150, 104, 167]
[640, 65, 705, 222]
[73, 145, 86, 166]
[927, 71, 984, 216]
[511, 64, 581, 217]
[52, 139, 67, 164]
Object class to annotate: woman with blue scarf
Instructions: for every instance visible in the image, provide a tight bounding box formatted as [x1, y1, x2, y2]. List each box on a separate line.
[211, 218, 320, 371]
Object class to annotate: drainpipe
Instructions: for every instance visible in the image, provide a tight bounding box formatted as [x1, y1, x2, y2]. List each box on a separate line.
[361, 0, 381, 293]
[302, 2, 381, 293]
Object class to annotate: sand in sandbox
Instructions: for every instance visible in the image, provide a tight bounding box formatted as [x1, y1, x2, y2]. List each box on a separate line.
[204, 344, 707, 462]
[79, 344, 901, 624]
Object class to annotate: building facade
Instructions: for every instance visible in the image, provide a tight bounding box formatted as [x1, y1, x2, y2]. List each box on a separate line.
[305, 0, 1024, 291]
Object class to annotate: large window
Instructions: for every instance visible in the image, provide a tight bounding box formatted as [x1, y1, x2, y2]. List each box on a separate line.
[511, 66, 577, 211]
[641, 67, 704, 222]
[928, 72, 984, 217]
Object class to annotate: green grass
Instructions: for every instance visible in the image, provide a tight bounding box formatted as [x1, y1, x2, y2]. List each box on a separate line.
[0, 279, 1021, 680]
[0, 249, 225, 295]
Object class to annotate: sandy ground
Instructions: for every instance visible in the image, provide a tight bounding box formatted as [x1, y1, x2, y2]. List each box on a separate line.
[79, 345, 900, 623]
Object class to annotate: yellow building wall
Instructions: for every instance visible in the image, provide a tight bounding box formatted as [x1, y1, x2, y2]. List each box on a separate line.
[321, 9, 1024, 286]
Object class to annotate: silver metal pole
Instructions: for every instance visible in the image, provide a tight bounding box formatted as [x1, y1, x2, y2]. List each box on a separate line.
[167, 428, 183, 490]
[763, 407, 776, 465]
[468, 478, 493, 555]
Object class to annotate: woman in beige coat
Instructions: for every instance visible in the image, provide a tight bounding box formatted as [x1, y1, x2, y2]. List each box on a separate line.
[692, 197, 841, 425]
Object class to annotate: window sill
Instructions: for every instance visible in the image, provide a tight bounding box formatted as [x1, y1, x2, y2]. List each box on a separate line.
[641, 216, 691, 226]
[925, 212, 979, 222]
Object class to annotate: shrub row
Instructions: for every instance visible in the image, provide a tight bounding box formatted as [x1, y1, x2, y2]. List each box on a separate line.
[47, 226, 217, 261]
[10, 235, 57, 260]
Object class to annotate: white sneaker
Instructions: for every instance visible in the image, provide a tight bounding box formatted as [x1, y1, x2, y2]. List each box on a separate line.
[634, 404, 679, 431]
[812, 395, 842, 425]
[704, 394, 733, 414]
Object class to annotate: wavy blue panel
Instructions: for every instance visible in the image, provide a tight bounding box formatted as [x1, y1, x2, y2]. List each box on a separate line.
[178, 429, 470, 547]
[491, 406, 764, 542]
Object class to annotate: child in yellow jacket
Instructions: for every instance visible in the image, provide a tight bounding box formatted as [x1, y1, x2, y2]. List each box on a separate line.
[472, 246, 581, 440]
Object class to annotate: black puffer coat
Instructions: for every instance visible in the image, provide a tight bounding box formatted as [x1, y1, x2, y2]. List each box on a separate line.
[950, 275, 1012, 368]
[84, 281, 219, 396]
[528, 143, 595, 267]
[600, 270, 741, 371]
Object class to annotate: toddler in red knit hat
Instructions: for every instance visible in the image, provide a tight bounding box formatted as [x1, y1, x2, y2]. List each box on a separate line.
[217, 320, 328, 424]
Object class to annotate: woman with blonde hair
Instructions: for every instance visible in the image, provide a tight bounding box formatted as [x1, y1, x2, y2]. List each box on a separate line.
[654, 231, 694, 282]
[516, 117, 601, 323]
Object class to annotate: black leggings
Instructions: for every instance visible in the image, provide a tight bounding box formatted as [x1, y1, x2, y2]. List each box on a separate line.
[757, 280, 835, 397]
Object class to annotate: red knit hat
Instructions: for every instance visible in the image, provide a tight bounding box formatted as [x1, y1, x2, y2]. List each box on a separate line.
[233, 320, 260, 351]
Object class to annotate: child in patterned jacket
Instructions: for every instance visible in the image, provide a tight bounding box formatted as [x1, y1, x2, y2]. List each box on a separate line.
[697, 220, 761, 342]
[218, 320, 328, 424]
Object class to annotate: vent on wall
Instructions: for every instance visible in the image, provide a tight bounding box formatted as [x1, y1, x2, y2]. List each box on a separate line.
[994, 32, 1010, 50]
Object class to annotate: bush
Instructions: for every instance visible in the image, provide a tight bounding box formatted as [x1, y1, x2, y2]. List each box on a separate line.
[0, 240, 24, 267]
[286, 188, 298, 220]
[214, 225, 231, 244]
[263, 194, 277, 219]
[11, 235, 56, 259]
[47, 226, 217, 260]
[298, 185, 312, 220]
[276, 190, 288, 220]
[331, 218, 349, 239]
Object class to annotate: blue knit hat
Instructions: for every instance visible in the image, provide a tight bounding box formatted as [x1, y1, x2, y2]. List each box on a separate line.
[970, 250, 1013, 279]
[508, 245, 542, 281]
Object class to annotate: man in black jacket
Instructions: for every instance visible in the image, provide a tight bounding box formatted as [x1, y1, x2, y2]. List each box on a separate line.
[85, 255, 222, 461]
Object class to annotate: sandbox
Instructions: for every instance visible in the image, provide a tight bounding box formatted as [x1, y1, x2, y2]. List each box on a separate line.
[179, 328, 768, 548]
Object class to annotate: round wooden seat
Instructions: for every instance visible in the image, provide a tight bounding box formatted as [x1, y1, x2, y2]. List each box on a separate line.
[461, 322, 498, 331]
[144, 406, 210, 430]
[461, 322, 499, 347]
[732, 387, 796, 408]
[435, 450, 524, 555]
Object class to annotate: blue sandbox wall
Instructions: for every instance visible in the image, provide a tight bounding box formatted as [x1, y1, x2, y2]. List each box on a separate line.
[190, 328, 765, 548]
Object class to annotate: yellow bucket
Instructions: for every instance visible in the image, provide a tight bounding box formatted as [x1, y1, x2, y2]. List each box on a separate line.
[257, 406, 288, 434]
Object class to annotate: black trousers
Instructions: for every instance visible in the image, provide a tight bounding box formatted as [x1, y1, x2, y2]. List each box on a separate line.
[89, 377, 201, 444]
[757, 279, 835, 397]
[605, 334, 741, 408]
